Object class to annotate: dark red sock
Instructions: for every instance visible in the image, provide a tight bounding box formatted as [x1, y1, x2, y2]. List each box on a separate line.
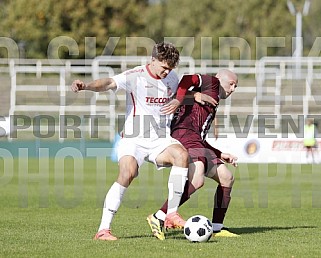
[212, 185, 232, 224]
[160, 180, 196, 214]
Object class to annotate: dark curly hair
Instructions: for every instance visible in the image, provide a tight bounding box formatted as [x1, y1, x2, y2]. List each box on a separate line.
[152, 42, 180, 68]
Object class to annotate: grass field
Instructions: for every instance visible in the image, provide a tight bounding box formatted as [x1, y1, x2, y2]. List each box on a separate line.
[1, 158, 321, 258]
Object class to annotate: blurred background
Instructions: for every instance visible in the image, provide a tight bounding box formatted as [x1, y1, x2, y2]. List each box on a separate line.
[0, 0, 320, 162]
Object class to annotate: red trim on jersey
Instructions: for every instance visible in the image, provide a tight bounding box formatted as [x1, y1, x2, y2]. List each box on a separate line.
[146, 64, 160, 79]
[175, 74, 200, 103]
[130, 92, 136, 116]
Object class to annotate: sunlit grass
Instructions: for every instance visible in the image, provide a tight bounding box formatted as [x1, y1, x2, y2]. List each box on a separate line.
[1, 159, 321, 257]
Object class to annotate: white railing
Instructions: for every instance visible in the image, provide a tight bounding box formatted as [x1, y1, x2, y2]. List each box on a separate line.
[257, 56, 321, 119]
[5, 56, 196, 141]
[2, 56, 321, 140]
[7, 59, 116, 141]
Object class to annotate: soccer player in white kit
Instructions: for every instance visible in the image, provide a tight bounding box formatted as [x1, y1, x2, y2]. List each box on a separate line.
[71, 42, 189, 240]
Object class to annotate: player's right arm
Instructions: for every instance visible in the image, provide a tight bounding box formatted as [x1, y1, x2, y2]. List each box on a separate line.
[71, 78, 117, 92]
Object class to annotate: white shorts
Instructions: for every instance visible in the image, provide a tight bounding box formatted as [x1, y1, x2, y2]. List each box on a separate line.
[117, 136, 182, 169]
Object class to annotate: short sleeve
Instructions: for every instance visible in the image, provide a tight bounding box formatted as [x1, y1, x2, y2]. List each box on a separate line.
[112, 72, 130, 93]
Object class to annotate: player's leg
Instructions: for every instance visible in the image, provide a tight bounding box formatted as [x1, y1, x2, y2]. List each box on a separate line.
[305, 146, 314, 163]
[146, 143, 188, 240]
[95, 138, 143, 241]
[151, 141, 210, 235]
[155, 161, 205, 220]
[150, 161, 207, 240]
[155, 143, 189, 229]
[305, 147, 309, 161]
[147, 162, 195, 240]
[207, 164, 238, 237]
[94, 155, 139, 241]
[310, 146, 315, 163]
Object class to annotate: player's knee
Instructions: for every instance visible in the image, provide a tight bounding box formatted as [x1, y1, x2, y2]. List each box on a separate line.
[229, 174, 235, 186]
[195, 179, 204, 190]
[175, 147, 189, 165]
[118, 157, 138, 186]
[191, 175, 204, 190]
[217, 166, 234, 187]
[223, 172, 234, 187]
[117, 169, 137, 187]
[168, 145, 189, 167]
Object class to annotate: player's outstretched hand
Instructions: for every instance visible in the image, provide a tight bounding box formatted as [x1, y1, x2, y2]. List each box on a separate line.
[71, 80, 86, 92]
[221, 153, 238, 167]
[194, 92, 218, 106]
[161, 99, 181, 115]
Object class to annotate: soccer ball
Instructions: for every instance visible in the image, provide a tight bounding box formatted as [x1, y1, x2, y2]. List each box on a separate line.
[184, 215, 213, 242]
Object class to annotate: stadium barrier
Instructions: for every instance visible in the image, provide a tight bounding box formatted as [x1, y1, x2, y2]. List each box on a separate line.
[0, 56, 320, 145]
[207, 133, 321, 164]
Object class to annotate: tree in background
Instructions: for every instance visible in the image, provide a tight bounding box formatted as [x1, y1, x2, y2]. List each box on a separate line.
[0, 0, 321, 59]
[0, 0, 148, 58]
[159, 0, 291, 59]
[146, 0, 321, 59]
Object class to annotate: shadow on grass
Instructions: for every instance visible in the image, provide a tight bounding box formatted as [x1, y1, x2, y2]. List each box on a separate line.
[120, 225, 317, 240]
[120, 231, 183, 239]
[122, 229, 218, 242]
[230, 225, 317, 235]
[120, 229, 188, 240]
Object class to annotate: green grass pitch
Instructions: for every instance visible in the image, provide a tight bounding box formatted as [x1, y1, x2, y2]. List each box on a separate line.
[1, 158, 321, 257]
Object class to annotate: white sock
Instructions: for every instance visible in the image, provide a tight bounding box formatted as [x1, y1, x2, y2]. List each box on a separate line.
[167, 166, 188, 215]
[213, 223, 223, 232]
[155, 210, 166, 221]
[98, 182, 127, 231]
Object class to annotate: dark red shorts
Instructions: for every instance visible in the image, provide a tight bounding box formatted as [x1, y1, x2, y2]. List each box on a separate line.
[171, 128, 223, 174]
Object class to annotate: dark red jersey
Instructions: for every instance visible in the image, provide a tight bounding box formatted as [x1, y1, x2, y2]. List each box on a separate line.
[171, 74, 219, 141]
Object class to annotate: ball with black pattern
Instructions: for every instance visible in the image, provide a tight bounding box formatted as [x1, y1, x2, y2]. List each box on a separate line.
[184, 215, 213, 242]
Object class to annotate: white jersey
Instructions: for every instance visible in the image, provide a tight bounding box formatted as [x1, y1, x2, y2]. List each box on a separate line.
[113, 65, 179, 140]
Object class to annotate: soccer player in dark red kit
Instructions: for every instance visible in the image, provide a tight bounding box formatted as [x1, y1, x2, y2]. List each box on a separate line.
[147, 69, 239, 240]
